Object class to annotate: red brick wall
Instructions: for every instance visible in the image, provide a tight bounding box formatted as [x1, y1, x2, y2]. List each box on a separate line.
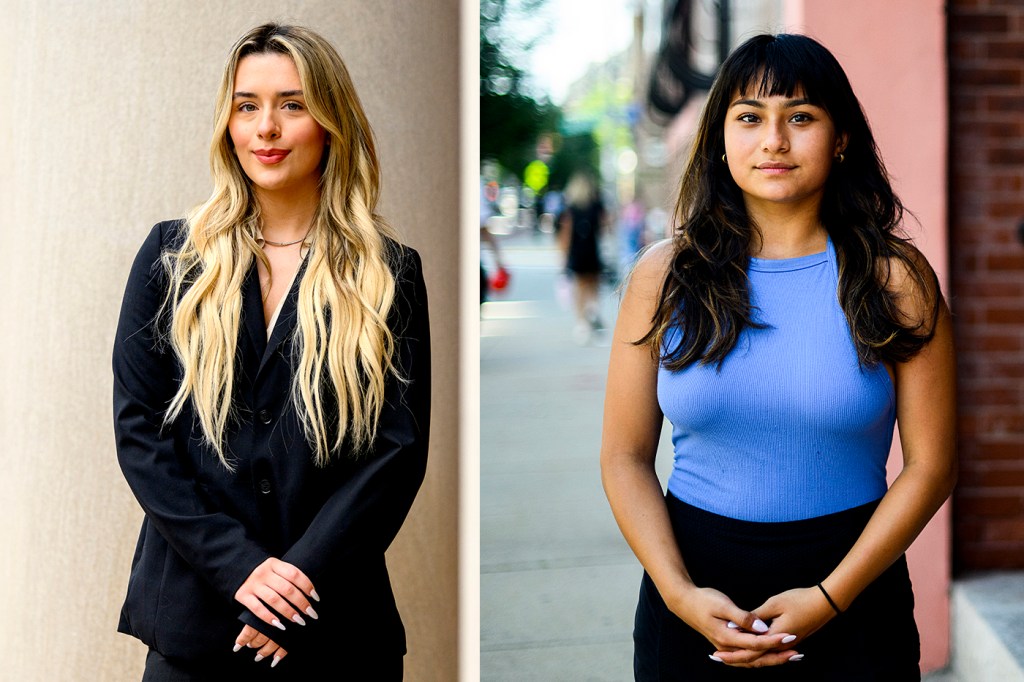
[949, 0, 1024, 571]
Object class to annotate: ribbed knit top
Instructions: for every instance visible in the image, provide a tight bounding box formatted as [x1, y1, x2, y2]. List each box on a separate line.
[657, 238, 895, 522]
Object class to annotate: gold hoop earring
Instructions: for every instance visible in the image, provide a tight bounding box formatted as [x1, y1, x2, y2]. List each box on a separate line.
[836, 153, 845, 163]
[721, 154, 727, 163]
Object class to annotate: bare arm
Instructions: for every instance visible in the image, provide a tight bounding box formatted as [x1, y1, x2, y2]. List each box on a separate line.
[481, 226, 506, 270]
[600, 241, 798, 663]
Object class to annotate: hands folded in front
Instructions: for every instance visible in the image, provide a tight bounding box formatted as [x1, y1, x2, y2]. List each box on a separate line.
[231, 557, 320, 668]
[670, 584, 837, 668]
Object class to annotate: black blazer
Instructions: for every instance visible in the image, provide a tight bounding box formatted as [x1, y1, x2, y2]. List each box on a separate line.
[112, 220, 430, 662]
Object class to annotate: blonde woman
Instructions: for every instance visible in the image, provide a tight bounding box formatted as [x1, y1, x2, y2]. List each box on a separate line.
[112, 24, 429, 680]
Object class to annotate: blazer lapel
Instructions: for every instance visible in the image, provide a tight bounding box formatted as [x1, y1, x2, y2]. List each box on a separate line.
[257, 254, 311, 377]
[241, 262, 268, 362]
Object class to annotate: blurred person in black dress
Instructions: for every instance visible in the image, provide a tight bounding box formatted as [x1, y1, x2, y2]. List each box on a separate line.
[558, 171, 606, 344]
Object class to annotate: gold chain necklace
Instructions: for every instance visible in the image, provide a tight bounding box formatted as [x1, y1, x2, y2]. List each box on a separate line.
[262, 232, 309, 247]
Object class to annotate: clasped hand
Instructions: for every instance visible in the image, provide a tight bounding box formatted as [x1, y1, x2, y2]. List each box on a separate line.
[674, 585, 836, 668]
[232, 557, 320, 668]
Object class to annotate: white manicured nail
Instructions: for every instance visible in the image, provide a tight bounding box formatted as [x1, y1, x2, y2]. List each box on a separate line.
[272, 655, 282, 668]
[232, 643, 242, 652]
[311, 589, 321, 602]
[789, 654, 805, 661]
[752, 619, 769, 633]
[254, 654, 265, 663]
[782, 634, 797, 644]
[709, 655, 724, 663]
[272, 619, 286, 631]
[291, 614, 306, 626]
[727, 621, 739, 629]
[305, 606, 319, 619]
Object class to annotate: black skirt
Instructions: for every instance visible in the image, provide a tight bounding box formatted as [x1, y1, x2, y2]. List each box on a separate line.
[634, 494, 920, 681]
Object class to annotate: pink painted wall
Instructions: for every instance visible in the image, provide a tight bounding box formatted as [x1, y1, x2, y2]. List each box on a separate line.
[784, 0, 952, 673]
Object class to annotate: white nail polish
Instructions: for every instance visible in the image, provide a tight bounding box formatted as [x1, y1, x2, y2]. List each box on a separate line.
[306, 606, 319, 620]
[752, 619, 769, 633]
[782, 635, 797, 644]
[232, 643, 242, 653]
[291, 614, 306, 626]
[709, 655, 724, 663]
[271, 655, 282, 668]
[254, 654, 265, 663]
[726, 621, 739, 629]
[789, 654, 805, 662]
[272, 619, 286, 631]
[311, 589, 321, 602]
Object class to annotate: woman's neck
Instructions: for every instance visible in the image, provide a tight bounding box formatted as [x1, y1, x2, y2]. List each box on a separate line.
[746, 199, 827, 259]
[255, 187, 319, 242]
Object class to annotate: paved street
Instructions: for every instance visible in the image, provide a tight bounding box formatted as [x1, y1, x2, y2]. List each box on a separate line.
[480, 229, 672, 680]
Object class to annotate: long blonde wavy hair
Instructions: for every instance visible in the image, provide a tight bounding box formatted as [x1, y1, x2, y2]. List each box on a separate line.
[161, 23, 398, 468]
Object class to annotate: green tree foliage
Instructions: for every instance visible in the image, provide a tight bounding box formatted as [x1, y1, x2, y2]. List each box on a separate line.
[480, 0, 558, 177]
[548, 131, 600, 190]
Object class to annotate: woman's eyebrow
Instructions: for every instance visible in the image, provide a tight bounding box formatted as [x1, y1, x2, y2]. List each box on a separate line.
[729, 97, 814, 108]
[232, 90, 305, 99]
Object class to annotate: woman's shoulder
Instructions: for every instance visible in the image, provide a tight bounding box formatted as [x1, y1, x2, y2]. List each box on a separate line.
[626, 238, 675, 294]
[381, 236, 422, 278]
[877, 240, 942, 332]
[136, 218, 188, 256]
[126, 219, 186, 276]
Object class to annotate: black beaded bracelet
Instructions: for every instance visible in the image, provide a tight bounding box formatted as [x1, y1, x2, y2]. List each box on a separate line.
[817, 582, 843, 615]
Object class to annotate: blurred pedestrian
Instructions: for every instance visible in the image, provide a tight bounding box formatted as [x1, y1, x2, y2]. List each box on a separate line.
[540, 187, 564, 233]
[558, 171, 606, 344]
[617, 190, 647, 278]
[481, 178, 509, 303]
[601, 34, 955, 680]
[113, 23, 429, 680]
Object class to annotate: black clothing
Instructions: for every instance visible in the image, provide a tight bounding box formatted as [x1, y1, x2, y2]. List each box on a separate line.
[633, 495, 920, 681]
[563, 201, 604, 274]
[113, 220, 430, 668]
[142, 647, 403, 680]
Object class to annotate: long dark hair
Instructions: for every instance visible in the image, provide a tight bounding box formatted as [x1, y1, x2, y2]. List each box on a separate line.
[640, 33, 939, 370]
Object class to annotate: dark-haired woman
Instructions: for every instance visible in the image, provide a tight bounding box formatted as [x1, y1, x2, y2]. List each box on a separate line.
[601, 34, 954, 680]
[113, 24, 428, 680]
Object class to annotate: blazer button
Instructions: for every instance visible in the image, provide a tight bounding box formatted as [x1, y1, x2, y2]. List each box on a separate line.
[258, 409, 272, 425]
[259, 479, 272, 494]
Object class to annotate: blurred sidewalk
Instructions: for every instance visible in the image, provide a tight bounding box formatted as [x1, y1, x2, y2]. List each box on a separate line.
[480, 229, 654, 680]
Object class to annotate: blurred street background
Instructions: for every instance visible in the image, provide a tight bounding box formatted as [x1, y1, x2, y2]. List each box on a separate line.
[480, 230, 648, 680]
[480, 0, 1024, 680]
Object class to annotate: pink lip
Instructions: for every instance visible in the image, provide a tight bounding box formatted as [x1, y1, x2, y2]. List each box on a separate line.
[254, 149, 290, 165]
[757, 162, 795, 174]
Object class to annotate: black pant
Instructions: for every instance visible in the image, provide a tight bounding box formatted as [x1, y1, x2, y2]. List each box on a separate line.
[143, 648, 404, 681]
[634, 495, 920, 681]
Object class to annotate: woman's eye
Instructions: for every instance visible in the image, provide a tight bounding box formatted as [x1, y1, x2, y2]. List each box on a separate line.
[738, 113, 759, 123]
[284, 102, 304, 111]
[237, 103, 257, 113]
[790, 112, 813, 123]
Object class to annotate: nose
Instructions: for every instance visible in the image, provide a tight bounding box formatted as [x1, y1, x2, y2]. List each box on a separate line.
[762, 119, 789, 153]
[257, 109, 280, 140]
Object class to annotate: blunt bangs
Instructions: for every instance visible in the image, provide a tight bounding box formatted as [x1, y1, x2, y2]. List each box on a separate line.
[721, 34, 855, 128]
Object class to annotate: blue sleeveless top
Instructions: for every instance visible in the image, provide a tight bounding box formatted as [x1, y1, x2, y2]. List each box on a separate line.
[657, 238, 895, 522]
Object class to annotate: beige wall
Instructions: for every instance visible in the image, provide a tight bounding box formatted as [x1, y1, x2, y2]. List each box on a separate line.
[0, 2, 459, 680]
[786, 0, 951, 673]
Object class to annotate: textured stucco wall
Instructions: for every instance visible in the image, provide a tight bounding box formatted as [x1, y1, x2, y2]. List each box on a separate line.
[786, 0, 951, 673]
[0, 2, 459, 680]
